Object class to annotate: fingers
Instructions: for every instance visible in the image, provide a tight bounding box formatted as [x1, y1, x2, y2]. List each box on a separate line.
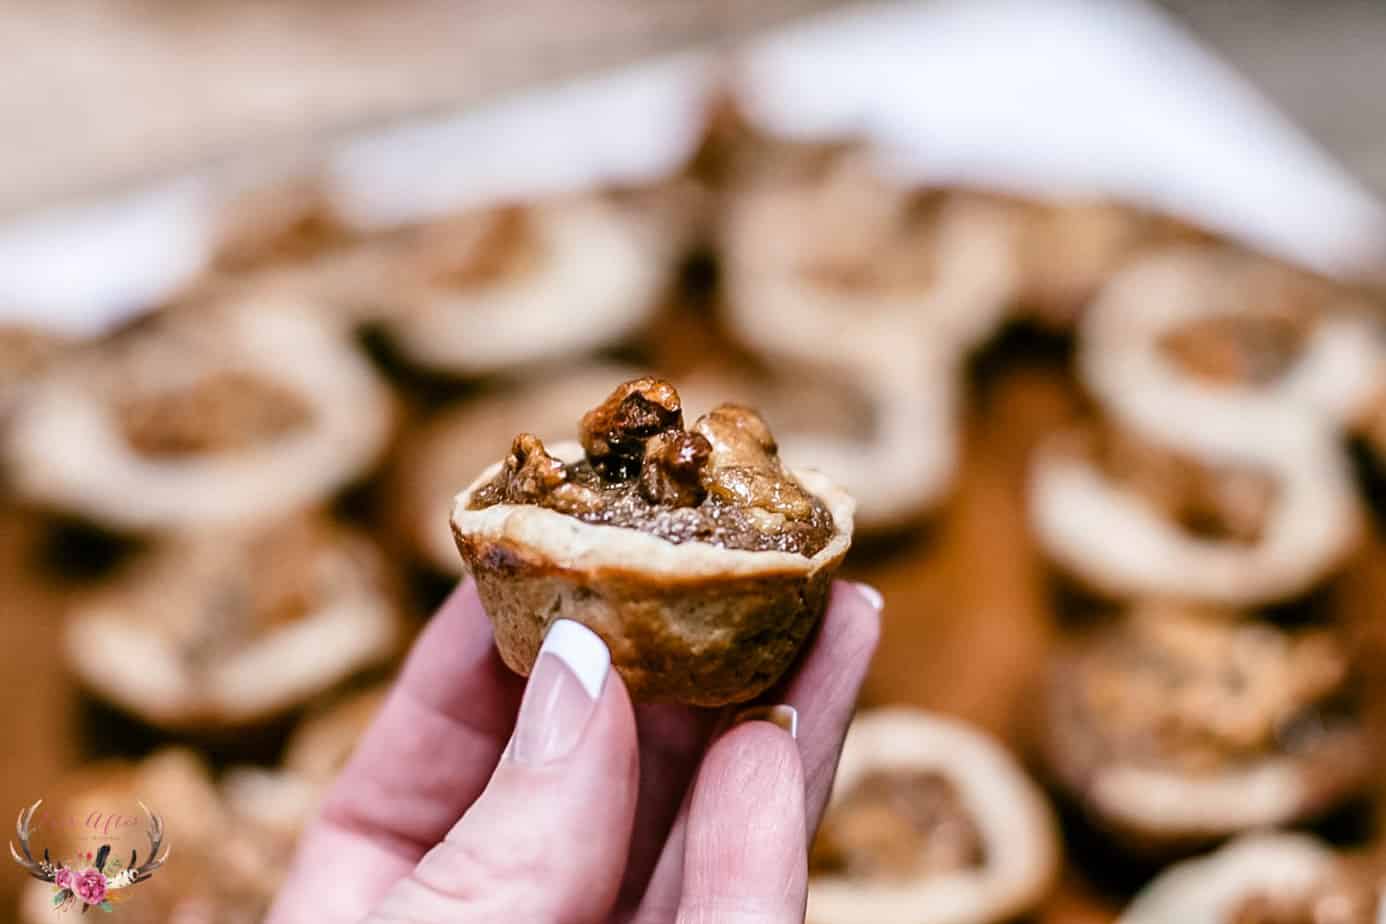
[365, 620, 640, 924]
[629, 580, 882, 922]
[779, 581, 883, 832]
[266, 580, 524, 923]
[675, 716, 808, 924]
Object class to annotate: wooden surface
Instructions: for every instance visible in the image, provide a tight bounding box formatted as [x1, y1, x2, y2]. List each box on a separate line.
[3, 329, 1384, 921]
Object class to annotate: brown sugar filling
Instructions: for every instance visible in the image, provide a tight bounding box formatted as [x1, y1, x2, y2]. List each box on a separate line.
[467, 377, 837, 556]
[1078, 425, 1279, 544]
[1160, 309, 1316, 386]
[408, 206, 540, 289]
[115, 371, 313, 458]
[810, 770, 986, 882]
[1227, 863, 1382, 924]
[1073, 608, 1353, 774]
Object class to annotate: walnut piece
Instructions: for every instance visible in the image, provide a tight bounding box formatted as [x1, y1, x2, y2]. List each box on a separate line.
[694, 404, 813, 519]
[639, 430, 712, 507]
[496, 433, 567, 503]
[579, 376, 685, 479]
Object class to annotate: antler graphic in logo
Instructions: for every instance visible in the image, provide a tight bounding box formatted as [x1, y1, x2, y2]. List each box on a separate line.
[9, 801, 59, 883]
[9, 799, 171, 913]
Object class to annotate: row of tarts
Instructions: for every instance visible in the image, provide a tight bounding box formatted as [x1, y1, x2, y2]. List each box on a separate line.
[4, 94, 1386, 922]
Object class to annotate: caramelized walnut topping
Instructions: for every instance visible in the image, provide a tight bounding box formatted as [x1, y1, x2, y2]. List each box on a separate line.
[580, 377, 685, 480]
[469, 378, 836, 555]
[411, 206, 538, 288]
[1076, 607, 1352, 773]
[116, 371, 313, 457]
[695, 404, 814, 520]
[1228, 867, 1382, 924]
[811, 770, 986, 882]
[1160, 308, 1316, 386]
[1084, 425, 1278, 544]
[639, 431, 712, 507]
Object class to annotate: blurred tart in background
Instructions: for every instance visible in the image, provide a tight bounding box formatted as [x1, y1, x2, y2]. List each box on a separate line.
[1006, 199, 1215, 333]
[1028, 418, 1362, 607]
[1039, 604, 1369, 853]
[388, 363, 640, 576]
[379, 195, 673, 378]
[452, 376, 853, 705]
[1081, 247, 1385, 441]
[198, 178, 400, 325]
[1118, 833, 1382, 924]
[720, 146, 1017, 367]
[4, 303, 394, 532]
[808, 708, 1058, 924]
[63, 515, 406, 731]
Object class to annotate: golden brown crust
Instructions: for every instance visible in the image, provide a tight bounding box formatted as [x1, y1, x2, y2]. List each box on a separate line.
[453, 442, 853, 705]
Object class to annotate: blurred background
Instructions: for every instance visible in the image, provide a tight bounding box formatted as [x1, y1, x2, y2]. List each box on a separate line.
[4, 1, 1386, 921]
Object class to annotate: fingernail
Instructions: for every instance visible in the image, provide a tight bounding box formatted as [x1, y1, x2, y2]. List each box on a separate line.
[851, 582, 884, 611]
[733, 704, 799, 740]
[508, 620, 610, 767]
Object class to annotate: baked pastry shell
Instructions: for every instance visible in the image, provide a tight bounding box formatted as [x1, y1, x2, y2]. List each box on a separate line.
[1038, 647, 1371, 853]
[451, 441, 854, 706]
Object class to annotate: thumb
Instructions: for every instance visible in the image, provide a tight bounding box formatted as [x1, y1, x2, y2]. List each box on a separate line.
[365, 620, 639, 924]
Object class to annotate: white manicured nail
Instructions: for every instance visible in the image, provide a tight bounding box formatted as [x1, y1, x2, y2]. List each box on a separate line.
[508, 620, 610, 767]
[852, 582, 884, 611]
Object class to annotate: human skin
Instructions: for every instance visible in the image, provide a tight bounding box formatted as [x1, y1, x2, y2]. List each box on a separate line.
[265, 578, 881, 923]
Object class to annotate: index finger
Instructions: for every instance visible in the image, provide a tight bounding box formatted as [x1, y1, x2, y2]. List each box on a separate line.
[267, 579, 524, 923]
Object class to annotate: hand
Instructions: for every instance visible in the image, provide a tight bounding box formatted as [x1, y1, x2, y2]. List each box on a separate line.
[266, 578, 881, 923]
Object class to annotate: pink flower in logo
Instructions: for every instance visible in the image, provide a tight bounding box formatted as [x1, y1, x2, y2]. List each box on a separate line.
[53, 867, 73, 891]
[71, 868, 107, 905]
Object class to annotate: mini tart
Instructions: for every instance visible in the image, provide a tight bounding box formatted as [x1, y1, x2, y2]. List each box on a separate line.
[390, 363, 640, 575]
[5, 303, 394, 532]
[64, 516, 405, 730]
[198, 179, 398, 323]
[679, 353, 959, 535]
[0, 323, 69, 411]
[18, 748, 310, 924]
[807, 708, 1059, 924]
[1119, 833, 1382, 924]
[1040, 605, 1369, 850]
[1007, 198, 1215, 331]
[721, 149, 1017, 366]
[380, 196, 671, 377]
[451, 377, 854, 706]
[1028, 419, 1362, 606]
[1081, 247, 1385, 439]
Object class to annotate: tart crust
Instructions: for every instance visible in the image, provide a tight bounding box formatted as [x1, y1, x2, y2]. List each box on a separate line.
[1028, 421, 1362, 606]
[808, 709, 1059, 924]
[4, 303, 394, 532]
[1117, 833, 1339, 924]
[721, 159, 1017, 366]
[64, 518, 405, 730]
[452, 440, 854, 706]
[381, 196, 669, 377]
[1040, 620, 1369, 850]
[1081, 247, 1384, 441]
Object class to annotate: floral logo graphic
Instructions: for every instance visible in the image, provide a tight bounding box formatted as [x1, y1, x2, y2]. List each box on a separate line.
[9, 800, 170, 914]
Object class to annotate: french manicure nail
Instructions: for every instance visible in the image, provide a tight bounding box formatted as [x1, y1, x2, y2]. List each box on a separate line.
[852, 582, 884, 611]
[733, 704, 799, 740]
[508, 620, 610, 767]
